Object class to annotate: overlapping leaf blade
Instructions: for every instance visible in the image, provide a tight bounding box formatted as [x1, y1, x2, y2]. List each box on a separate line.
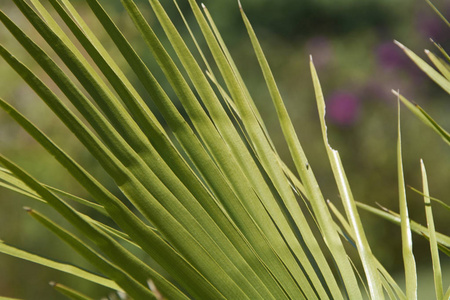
[49, 282, 94, 300]
[0, 155, 179, 299]
[395, 41, 450, 94]
[0, 0, 446, 299]
[33, 3, 282, 298]
[394, 91, 450, 146]
[2, 3, 266, 298]
[426, 50, 450, 81]
[0, 240, 120, 291]
[356, 202, 450, 249]
[444, 286, 450, 300]
[120, 0, 315, 298]
[310, 58, 383, 299]
[26, 208, 161, 300]
[397, 103, 417, 300]
[0, 30, 224, 300]
[420, 160, 443, 300]
[328, 201, 407, 300]
[237, 5, 348, 298]
[408, 186, 450, 212]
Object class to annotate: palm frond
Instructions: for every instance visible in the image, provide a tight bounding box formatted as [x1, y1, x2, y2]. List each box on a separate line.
[0, 0, 448, 299]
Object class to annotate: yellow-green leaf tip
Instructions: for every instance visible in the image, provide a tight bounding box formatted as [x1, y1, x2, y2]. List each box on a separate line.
[377, 203, 390, 213]
[394, 40, 405, 49]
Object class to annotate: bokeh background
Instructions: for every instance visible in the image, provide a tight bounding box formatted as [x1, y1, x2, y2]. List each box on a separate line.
[0, 0, 449, 298]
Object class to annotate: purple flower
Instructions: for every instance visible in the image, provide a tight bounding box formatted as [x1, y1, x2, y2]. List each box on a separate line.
[326, 92, 360, 126]
[376, 42, 408, 69]
[416, 12, 448, 41]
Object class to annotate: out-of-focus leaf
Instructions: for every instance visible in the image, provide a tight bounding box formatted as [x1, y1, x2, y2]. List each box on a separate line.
[425, 0, 450, 27]
[437, 244, 450, 257]
[444, 287, 450, 300]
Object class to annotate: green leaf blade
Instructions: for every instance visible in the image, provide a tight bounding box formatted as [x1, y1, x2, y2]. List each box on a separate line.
[0, 241, 120, 291]
[49, 282, 94, 300]
[26, 208, 158, 300]
[397, 103, 417, 300]
[394, 91, 450, 146]
[420, 160, 443, 300]
[310, 57, 384, 299]
[310, 58, 363, 300]
[395, 41, 450, 94]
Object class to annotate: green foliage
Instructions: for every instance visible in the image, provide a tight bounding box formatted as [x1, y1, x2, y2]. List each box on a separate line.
[0, 0, 448, 299]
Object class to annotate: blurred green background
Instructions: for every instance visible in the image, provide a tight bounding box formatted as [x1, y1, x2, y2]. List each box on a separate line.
[0, 0, 449, 298]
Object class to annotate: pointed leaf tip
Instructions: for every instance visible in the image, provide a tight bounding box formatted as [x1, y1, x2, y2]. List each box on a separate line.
[391, 89, 399, 96]
[309, 54, 313, 62]
[49, 281, 56, 287]
[23, 206, 32, 212]
[375, 202, 389, 212]
[424, 49, 430, 54]
[238, 0, 242, 9]
[201, 3, 206, 9]
[394, 40, 405, 49]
